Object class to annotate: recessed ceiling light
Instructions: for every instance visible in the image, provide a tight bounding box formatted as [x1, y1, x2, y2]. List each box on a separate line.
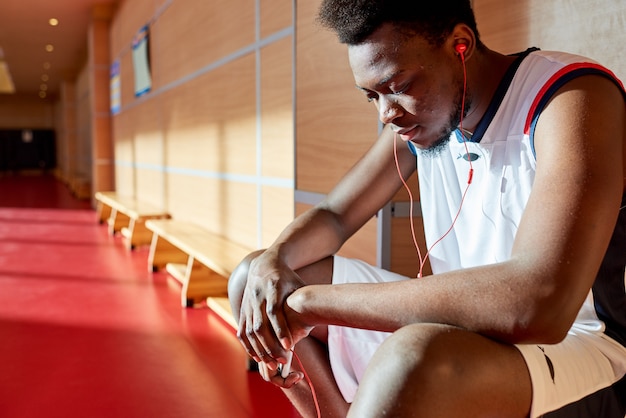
[49, 18, 59, 26]
[40, 84, 48, 91]
[41, 74, 49, 81]
[43, 62, 51, 70]
[39, 91, 47, 98]
[45, 44, 54, 52]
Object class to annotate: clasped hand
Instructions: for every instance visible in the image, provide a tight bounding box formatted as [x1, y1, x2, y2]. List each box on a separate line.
[236, 251, 313, 387]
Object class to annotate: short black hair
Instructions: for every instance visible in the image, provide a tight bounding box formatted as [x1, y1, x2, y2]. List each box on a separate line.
[318, 0, 481, 47]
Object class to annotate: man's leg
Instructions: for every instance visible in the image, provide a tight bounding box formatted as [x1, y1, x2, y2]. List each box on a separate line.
[228, 252, 349, 417]
[281, 326, 350, 417]
[349, 323, 532, 418]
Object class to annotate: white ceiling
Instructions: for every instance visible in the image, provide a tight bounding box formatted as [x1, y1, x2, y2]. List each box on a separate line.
[0, 0, 117, 99]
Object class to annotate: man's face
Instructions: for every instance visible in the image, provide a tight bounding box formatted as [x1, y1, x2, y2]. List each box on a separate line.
[348, 23, 467, 152]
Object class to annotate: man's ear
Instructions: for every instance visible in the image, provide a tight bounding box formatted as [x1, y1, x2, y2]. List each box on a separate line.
[449, 23, 476, 60]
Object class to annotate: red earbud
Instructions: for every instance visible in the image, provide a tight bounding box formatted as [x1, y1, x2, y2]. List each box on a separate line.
[455, 43, 467, 55]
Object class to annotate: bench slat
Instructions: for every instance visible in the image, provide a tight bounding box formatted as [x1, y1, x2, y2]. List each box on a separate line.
[207, 297, 238, 329]
[95, 192, 168, 218]
[145, 219, 252, 312]
[146, 220, 250, 278]
[95, 192, 170, 250]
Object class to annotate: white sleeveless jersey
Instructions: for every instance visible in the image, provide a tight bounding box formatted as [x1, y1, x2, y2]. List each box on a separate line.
[413, 49, 626, 345]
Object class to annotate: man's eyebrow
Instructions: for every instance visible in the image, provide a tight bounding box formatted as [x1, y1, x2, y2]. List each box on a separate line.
[355, 71, 403, 92]
[376, 71, 401, 88]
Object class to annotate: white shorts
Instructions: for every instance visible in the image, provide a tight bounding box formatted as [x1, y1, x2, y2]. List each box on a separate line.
[328, 256, 626, 417]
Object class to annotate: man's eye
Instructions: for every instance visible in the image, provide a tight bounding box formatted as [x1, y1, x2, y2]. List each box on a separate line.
[392, 84, 408, 95]
[366, 94, 378, 103]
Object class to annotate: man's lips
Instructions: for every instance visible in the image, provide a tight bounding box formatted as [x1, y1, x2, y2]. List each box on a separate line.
[394, 125, 420, 141]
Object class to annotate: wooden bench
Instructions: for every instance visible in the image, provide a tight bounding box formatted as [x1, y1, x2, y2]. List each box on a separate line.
[69, 176, 91, 200]
[145, 219, 252, 329]
[95, 191, 170, 250]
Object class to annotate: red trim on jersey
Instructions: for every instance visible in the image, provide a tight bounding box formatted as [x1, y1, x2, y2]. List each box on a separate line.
[523, 63, 625, 135]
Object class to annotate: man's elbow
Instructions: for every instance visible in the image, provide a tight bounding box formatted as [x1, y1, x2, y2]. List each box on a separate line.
[511, 308, 574, 345]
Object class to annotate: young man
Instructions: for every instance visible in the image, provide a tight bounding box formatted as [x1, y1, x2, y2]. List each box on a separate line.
[229, 1, 626, 416]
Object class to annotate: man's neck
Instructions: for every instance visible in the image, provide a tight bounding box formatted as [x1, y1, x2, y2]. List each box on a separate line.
[463, 48, 518, 133]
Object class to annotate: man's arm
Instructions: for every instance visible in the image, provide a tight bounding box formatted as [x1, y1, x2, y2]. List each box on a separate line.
[286, 75, 625, 345]
[237, 124, 417, 364]
[275, 124, 416, 270]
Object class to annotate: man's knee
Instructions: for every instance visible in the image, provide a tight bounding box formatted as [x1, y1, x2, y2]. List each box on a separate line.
[347, 324, 464, 417]
[369, 323, 523, 387]
[227, 249, 264, 317]
[373, 323, 465, 384]
[350, 323, 531, 417]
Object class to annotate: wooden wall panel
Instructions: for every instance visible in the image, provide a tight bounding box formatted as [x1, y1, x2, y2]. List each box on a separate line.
[295, 202, 377, 266]
[160, 55, 257, 174]
[131, 98, 165, 207]
[390, 217, 431, 279]
[261, 186, 294, 248]
[260, 35, 295, 247]
[128, 99, 162, 169]
[261, 37, 293, 179]
[108, 0, 295, 252]
[135, 166, 164, 207]
[92, 116, 112, 162]
[166, 173, 258, 248]
[153, 0, 256, 88]
[117, 52, 137, 116]
[108, 0, 156, 108]
[339, 217, 378, 266]
[108, 6, 123, 58]
[109, 0, 158, 55]
[56, 82, 77, 182]
[75, 67, 92, 179]
[295, 0, 379, 194]
[474, 0, 625, 81]
[260, 0, 293, 39]
[90, 15, 114, 194]
[112, 110, 135, 196]
[472, 0, 531, 54]
[114, 165, 135, 196]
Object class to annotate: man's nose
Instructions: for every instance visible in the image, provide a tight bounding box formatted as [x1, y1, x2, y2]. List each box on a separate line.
[378, 97, 403, 124]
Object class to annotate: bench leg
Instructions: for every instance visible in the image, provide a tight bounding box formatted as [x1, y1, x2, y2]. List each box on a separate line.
[181, 257, 228, 308]
[147, 234, 188, 272]
[107, 209, 130, 236]
[124, 219, 155, 251]
[96, 202, 112, 225]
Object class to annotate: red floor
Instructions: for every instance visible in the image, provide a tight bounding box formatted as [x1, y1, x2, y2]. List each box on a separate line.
[0, 173, 299, 418]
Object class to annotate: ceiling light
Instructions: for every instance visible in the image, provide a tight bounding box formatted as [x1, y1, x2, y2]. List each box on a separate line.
[49, 18, 59, 26]
[39, 91, 47, 98]
[41, 74, 49, 81]
[45, 44, 54, 52]
[43, 62, 51, 70]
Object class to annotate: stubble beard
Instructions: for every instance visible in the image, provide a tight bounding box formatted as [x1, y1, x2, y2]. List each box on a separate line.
[419, 84, 471, 158]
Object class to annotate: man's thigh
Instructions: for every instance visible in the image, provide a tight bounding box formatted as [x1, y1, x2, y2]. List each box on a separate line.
[350, 323, 532, 418]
